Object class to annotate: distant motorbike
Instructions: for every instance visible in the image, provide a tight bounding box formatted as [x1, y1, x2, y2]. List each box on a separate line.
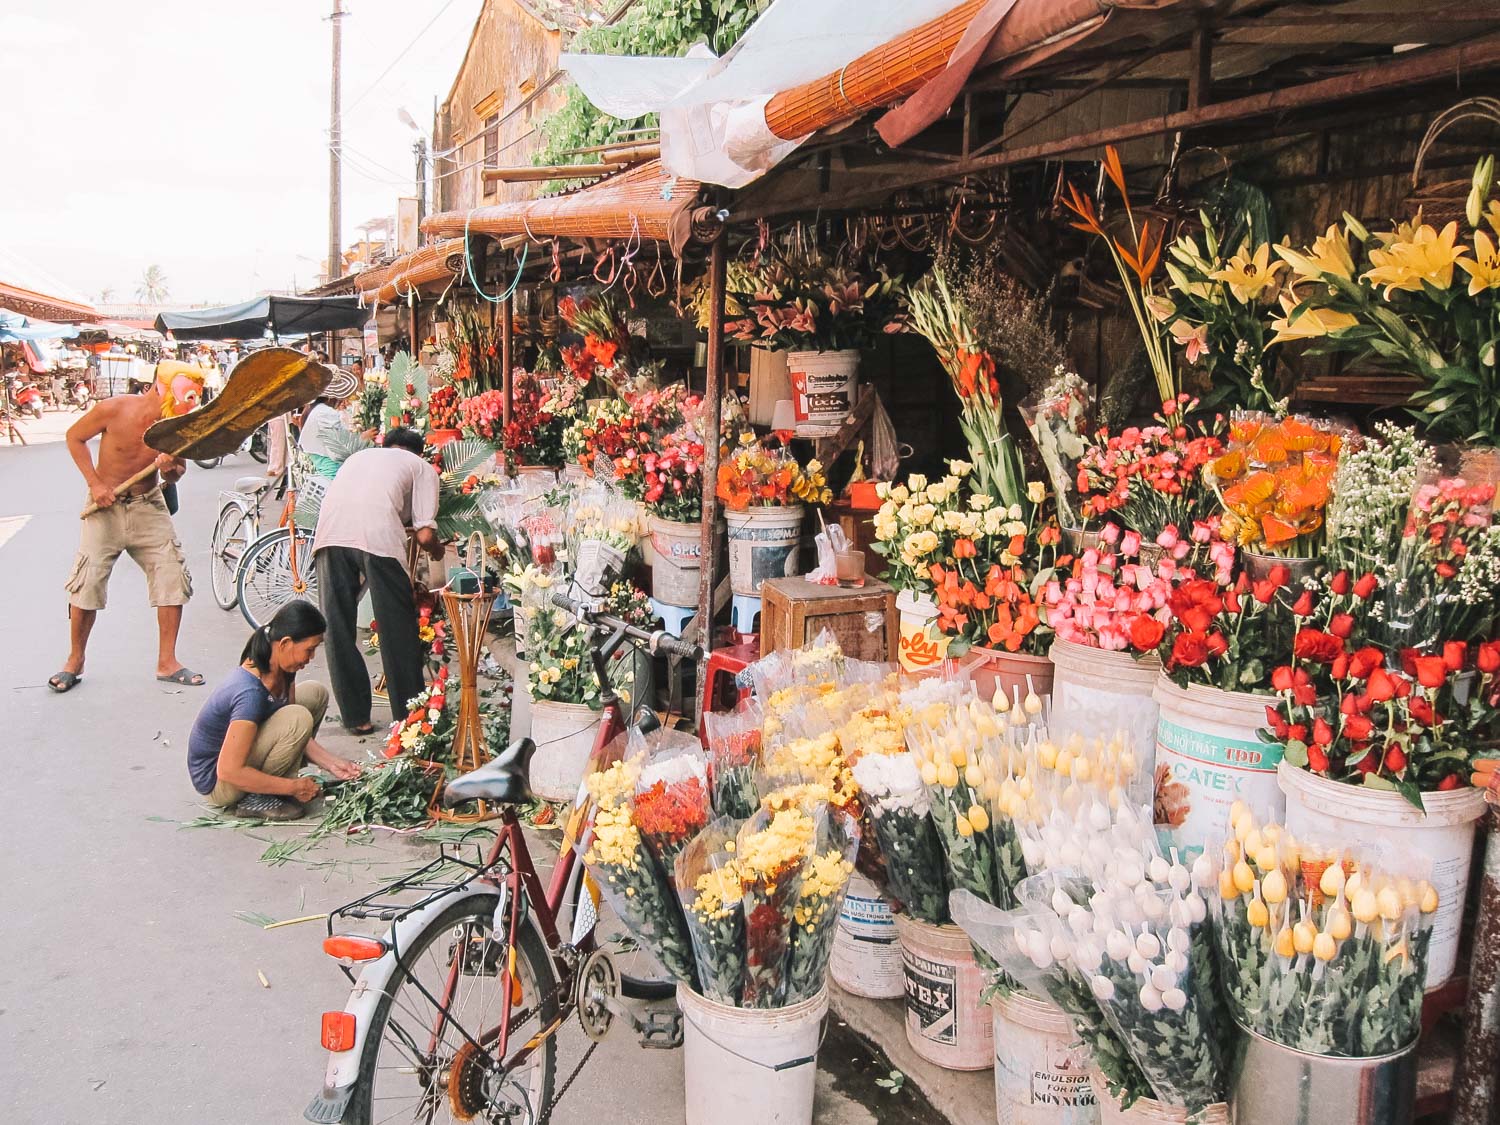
[11, 378, 44, 420]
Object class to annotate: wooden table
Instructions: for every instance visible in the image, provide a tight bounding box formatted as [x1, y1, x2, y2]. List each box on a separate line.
[759, 575, 898, 662]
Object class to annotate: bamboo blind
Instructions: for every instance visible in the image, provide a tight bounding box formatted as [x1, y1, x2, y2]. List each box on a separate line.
[358, 238, 466, 306]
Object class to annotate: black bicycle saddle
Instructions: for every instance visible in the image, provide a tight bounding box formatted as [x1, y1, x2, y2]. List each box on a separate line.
[443, 738, 534, 807]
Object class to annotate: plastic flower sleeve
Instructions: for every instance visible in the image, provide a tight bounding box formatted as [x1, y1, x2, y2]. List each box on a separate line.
[676, 817, 748, 1005]
[784, 807, 860, 1002]
[630, 731, 712, 882]
[735, 805, 819, 1008]
[1018, 372, 1092, 530]
[852, 751, 950, 924]
[582, 801, 700, 989]
[704, 703, 764, 820]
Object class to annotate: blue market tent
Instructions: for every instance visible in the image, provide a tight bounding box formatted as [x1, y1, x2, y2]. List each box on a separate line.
[0, 307, 81, 343]
[154, 295, 368, 341]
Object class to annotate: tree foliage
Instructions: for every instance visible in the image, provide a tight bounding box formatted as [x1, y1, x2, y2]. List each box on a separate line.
[536, 0, 769, 179]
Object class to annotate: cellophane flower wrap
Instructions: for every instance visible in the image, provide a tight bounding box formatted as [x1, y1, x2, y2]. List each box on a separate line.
[784, 808, 860, 1002]
[1209, 413, 1344, 557]
[676, 816, 749, 1005]
[1019, 371, 1092, 530]
[735, 805, 818, 1008]
[704, 703, 765, 820]
[582, 755, 700, 988]
[852, 748, 949, 924]
[632, 735, 712, 882]
[1208, 804, 1437, 1057]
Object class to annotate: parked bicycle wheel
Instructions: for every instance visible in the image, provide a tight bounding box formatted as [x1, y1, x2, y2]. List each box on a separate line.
[248, 425, 268, 463]
[236, 527, 317, 628]
[562, 848, 676, 1001]
[209, 503, 250, 610]
[347, 893, 557, 1125]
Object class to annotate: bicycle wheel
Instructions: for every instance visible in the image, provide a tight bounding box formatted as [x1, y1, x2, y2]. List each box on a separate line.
[209, 504, 250, 610]
[236, 527, 318, 628]
[248, 426, 268, 463]
[193, 456, 223, 469]
[347, 893, 557, 1125]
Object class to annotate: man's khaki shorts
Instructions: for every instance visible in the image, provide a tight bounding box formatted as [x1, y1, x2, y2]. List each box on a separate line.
[66, 489, 192, 611]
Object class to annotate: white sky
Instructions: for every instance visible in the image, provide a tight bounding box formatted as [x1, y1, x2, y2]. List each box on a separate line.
[1, 0, 483, 306]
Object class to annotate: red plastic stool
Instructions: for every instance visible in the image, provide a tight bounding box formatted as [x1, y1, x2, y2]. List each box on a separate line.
[698, 639, 760, 737]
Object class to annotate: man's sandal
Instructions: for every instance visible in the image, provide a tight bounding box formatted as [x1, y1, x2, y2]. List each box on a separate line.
[157, 668, 206, 686]
[48, 671, 82, 693]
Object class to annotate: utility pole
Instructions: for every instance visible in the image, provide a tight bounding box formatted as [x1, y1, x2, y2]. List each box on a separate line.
[327, 0, 345, 284]
[414, 137, 429, 232]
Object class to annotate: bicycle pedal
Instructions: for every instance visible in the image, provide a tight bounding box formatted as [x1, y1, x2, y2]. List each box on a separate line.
[637, 1008, 683, 1050]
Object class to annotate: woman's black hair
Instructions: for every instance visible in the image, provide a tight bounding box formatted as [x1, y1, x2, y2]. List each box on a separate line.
[240, 599, 327, 672]
[383, 426, 426, 456]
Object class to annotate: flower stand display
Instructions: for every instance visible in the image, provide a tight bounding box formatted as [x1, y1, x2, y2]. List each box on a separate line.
[758, 575, 898, 664]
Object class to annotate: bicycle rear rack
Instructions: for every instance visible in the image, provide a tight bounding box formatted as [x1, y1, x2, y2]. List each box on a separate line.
[326, 831, 508, 937]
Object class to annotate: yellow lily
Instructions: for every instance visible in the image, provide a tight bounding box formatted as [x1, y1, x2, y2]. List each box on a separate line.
[1486, 199, 1500, 238]
[1362, 220, 1463, 297]
[1274, 224, 1355, 282]
[1458, 230, 1500, 297]
[1210, 242, 1284, 303]
[1269, 292, 1358, 345]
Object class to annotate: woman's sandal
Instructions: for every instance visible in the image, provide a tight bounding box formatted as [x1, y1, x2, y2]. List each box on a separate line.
[48, 671, 82, 693]
[346, 722, 377, 736]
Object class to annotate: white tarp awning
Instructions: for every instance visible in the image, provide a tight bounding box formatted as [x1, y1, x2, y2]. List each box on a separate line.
[561, 0, 959, 188]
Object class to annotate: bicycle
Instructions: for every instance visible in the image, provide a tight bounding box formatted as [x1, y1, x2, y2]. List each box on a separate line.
[305, 593, 701, 1125]
[208, 425, 318, 625]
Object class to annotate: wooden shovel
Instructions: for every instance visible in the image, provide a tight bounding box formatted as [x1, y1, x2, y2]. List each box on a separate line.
[80, 348, 333, 518]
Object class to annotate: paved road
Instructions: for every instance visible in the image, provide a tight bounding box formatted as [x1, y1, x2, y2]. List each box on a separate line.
[0, 431, 929, 1124]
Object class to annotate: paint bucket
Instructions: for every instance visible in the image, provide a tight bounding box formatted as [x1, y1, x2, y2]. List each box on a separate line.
[993, 991, 1099, 1124]
[1089, 1073, 1228, 1125]
[896, 915, 994, 1071]
[786, 349, 859, 437]
[1228, 1023, 1416, 1125]
[526, 698, 599, 802]
[1049, 639, 1160, 806]
[897, 589, 949, 671]
[724, 506, 804, 596]
[649, 516, 709, 609]
[1152, 676, 1284, 857]
[679, 985, 827, 1125]
[830, 873, 903, 999]
[1277, 760, 1486, 989]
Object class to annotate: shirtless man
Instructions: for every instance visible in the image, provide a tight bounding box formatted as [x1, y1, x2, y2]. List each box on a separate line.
[49, 361, 207, 693]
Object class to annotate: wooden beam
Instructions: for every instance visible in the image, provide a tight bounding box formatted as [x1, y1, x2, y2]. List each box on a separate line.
[696, 234, 727, 670]
[482, 162, 629, 183]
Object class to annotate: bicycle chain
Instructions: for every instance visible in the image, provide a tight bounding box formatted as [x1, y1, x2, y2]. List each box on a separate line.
[535, 1038, 599, 1123]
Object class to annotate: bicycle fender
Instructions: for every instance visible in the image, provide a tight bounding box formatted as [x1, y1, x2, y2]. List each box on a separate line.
[309, 885, 496, 1113]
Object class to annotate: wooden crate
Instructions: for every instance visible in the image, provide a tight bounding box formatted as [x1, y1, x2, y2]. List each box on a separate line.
[759, 576, 898, 663]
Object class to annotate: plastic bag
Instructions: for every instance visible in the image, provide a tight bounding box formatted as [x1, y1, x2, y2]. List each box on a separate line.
[784, 807, 860, 1002]
[631, 731, 712, 882]
[734, 803, 819, 1008]
[676, 816, 748, 1005]
[704, 702, 764, 820]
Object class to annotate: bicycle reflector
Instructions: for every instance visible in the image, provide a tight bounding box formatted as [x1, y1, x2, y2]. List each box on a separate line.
[321, 1012, 356, 1052]
[322, 934, 387, 963]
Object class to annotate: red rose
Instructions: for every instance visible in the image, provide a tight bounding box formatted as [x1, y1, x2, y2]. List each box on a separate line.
[1265, 705, 1289, 739]
[1413, 655, 1448, 690]
[1330, 653, 1349, 680]
[1168, 633, 1209, 669]
[1269, 564, 1291, 588]
[1343, 714, 1374, 740]
[1384, 746, 1407, 773]
[1205, 631, 1228, 658]
[1293, 629, 1343, 664]
[1348, 647, 1383, 680]
[1366, 668, 1398, 702]
[1329, 613, 1355, 639]
[1291, 590, 1315, 617]
[1308, 744, 1330, 772]
[1355, 751, 1379, 775]
[1480, 641, 1500, 673]
[1252, 579, 1276, 605]
[1271, 665, 1295, 692]
[1312, 717, 1333, 746]
[1354, 573, 1378, 599]
[1438, 774, 1463, 791]
[1443, 641, 1468, 672]
[1330, 570, 1350, 596]
[1293, 683, 1317, 706]
[1288, 723, 1308, 742]
[1129, 615, 1166, 651]
[1408, 696, 1437, 725]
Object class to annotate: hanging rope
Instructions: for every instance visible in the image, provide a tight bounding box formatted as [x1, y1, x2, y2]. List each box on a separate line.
[463, 210, 528, 304]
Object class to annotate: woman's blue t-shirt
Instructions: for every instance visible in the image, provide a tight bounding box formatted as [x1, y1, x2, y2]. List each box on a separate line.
[186, 667, 288, 794]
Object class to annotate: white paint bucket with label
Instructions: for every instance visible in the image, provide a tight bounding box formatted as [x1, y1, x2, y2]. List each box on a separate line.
[786, 349, 859, 437]
[830, 873, 903, 999]
[993, 991, 1099, 1124]
[896, 915, 994, 1071]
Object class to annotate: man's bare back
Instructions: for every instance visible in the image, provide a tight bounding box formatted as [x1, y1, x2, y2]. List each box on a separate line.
[66, 390, 185, 509]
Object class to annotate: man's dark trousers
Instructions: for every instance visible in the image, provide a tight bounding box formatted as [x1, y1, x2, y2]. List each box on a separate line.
[317, 546, 425, 727]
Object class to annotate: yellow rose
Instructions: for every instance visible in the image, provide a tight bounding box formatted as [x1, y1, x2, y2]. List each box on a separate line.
[909, 503, 936, 527]
[907, 474, 928, 492]
[1027, 481, 1046, 504]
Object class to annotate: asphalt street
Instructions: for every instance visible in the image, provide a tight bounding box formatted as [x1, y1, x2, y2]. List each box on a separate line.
[0, 419, 928, 1124]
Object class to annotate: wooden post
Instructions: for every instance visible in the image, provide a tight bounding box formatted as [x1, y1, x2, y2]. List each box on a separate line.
[697, 234, 727, 662]
[501, 292, 514, 429]
[1187, 18, 1213, 109]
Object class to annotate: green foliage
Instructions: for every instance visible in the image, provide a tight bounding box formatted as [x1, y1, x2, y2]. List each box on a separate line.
[384, 351, 428, 425]
[536, 0, 770, 179]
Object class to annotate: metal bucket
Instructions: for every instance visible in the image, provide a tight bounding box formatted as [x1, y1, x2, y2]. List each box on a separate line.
[1229, 1025, 1416, 1125]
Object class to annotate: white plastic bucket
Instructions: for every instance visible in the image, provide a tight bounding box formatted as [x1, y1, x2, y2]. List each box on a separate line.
[526, 698, 599, 802]
[1089, 1073, 1227, 1125]
[724, 506, 804, 596]
[830, 873, 904, 999]
[993, 992, 1099, 1124]
[1277, 760, 1486, 989]
[1152, 677, 1284, 857]
[1050, 639, 1160, 806]
[896, 915, 994, 1071]
[649, 516, 707, 609]
[897, 589, 949, 672]
[786, 349, 859, 436]
[679, 984, 827, 1125]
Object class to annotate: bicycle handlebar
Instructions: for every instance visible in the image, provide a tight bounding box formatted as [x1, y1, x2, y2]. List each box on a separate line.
[550, 591, 703, 662]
